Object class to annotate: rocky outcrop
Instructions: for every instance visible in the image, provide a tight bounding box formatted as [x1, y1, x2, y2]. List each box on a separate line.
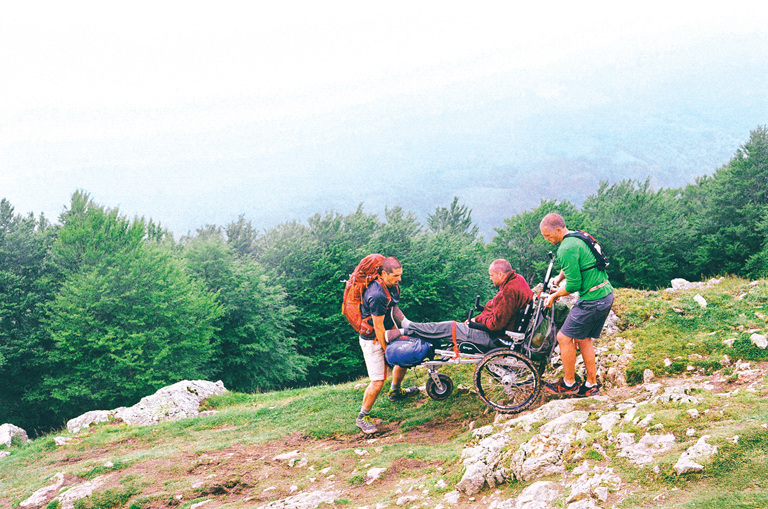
[0, 423, 30, 448]
[67, 380, 226, 434]
[458, 379, 729, 506]
[674, 435, 718, 474]
[20, 473, 112, 509]
[19, 473, 65, 507]
[257, 490, 339, 509]
[667, 278, 723, 292]
[509, 410, 590, 481]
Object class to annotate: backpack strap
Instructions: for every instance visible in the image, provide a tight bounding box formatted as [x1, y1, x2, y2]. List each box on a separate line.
[563, 231, 604, 272]
[375, 279, 393, 307]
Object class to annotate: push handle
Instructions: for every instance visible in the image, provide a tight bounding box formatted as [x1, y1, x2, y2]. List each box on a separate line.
[467, 295, 482, 322]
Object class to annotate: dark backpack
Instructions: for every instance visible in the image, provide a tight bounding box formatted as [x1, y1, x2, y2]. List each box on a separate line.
[563, 231, 609, 272]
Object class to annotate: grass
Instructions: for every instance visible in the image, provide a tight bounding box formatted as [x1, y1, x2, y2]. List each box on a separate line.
[3, 278, 768, 508]
[618, 277, 768, 384]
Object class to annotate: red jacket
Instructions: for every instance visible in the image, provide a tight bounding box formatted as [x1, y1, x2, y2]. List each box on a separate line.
[474, 271, 533, 332]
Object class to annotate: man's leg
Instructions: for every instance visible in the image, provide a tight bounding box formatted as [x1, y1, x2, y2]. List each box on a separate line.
[544, 330, 580, 395]
[576, 338, 597, 385]
[361, 380, 385, 412]
[403, 320, 455, 341]
[388, 365, 419, 401]
[391, 365, 407, 386]
[557, 331, 578, 386]
[357, 338, 388, 433]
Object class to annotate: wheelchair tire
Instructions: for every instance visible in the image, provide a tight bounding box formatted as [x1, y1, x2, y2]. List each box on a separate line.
[426, 373, 454, 401]
[473, 350, 540, 414]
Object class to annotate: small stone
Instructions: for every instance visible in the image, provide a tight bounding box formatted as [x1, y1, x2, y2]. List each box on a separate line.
[723, 338, 736, 347]
[686, 428, 696, 437]
[366, 467, 387, 485]
[687, 409, 700, 419]
[750, 334, 767, 349]
[643, 369, 655, 383]
[274, 450, 300, 461]
[694, 295, 707, 308]
[444, 490, 461, 504]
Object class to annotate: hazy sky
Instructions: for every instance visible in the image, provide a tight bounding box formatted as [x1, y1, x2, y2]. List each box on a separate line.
[1, 2, 767, 235]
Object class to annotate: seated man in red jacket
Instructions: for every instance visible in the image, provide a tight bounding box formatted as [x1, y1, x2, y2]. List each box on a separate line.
[391, 259, 533, 350]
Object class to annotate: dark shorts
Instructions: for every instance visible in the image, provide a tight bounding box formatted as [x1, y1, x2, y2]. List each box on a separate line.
[560, 292, 614, 340]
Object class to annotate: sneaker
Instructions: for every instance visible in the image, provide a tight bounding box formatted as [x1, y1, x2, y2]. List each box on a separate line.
[576, 383, 600, 398]
[543, 378, 579, 396]
[388, 386, 419, 401]
[355, 414, 378, 434]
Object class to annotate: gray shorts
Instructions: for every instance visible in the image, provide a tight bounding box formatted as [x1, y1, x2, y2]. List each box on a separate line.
[560, 293, 614, 340]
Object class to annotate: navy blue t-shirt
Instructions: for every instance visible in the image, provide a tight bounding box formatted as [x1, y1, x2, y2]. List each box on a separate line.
[360, 281, 400, 337]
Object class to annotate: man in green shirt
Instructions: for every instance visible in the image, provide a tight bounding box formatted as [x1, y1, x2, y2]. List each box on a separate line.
[539, 213, 614, 397]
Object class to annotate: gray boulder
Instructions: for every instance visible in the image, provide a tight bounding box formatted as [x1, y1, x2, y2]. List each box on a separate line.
[67, 380, 226, 434]
[0, 423, 30, 447]
[674, 435, 718, 475]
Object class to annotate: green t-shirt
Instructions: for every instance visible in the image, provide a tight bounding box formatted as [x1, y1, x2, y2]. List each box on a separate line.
[556, 232, 613, 301]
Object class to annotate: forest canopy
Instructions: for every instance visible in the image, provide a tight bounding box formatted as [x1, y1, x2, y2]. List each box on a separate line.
[1, 125, 766, 434]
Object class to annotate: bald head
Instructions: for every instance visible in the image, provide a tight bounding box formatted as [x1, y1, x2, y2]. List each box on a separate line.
[540, 213, 566, 230]
[540, 213, 568, 245]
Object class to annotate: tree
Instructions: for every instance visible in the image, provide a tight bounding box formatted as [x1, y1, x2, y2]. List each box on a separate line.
[688, 126, 768, 277]
[225, 214, 261, 258]
[0, 200, 59, 433]
[180, 233, 308, 391]
[38, 193, 222, 417]
[491, 200, 584, 285]
[427, 197, 480, 239]
[404, 231, 489, 322]
[256, 207, 383, 384]
[583, 179, 693, 288]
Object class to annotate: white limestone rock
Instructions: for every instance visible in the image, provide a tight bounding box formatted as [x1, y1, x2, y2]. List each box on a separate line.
[616, 433, 676, 466]
[58, 475, 112, 509]
[503, 399, 575, 432]
[0, 423, 30, 447]
[750, 334, 767, 349]
[257, 490, 339, 509]
[366, 467, 387, 485]
[20, 472, 65, 508]
[67, 380, 226, 434]
[496, 480, 561, 509]
[567, 466, 621, 503]
[674, 435, 718, 475]
[597, 412, 622, 433]
[510, 412, 590, 481]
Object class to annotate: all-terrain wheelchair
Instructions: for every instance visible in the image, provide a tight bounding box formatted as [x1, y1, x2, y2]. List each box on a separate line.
[414, 254, 562, 414]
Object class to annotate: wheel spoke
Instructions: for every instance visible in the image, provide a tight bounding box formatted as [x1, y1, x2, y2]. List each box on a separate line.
[474, 350, 539, 413]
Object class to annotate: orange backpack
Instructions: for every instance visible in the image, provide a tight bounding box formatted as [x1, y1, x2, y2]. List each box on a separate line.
[341, 254, 391, 337]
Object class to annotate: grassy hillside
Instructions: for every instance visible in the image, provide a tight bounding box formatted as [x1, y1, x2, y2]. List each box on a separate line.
[2, 278, 768, 508]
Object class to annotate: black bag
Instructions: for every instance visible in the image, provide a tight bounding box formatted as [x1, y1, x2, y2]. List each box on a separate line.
[564, 230, 609, 271]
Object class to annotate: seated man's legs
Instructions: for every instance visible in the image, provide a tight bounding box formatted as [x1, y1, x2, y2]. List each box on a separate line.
[404, 321, 495, 350]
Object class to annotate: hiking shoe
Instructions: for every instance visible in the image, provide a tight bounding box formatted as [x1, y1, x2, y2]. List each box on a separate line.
[388, 386, 419, 401]
[543, 378, 579, 396]
[576, 383, 600, 398]
[355, 414, 378, 434]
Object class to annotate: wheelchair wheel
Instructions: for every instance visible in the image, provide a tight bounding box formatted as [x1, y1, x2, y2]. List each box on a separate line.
[474, 350, 540, 414]
[426, 373, 454, 401]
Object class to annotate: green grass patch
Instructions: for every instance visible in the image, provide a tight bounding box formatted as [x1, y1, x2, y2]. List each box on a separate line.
[617, 280, 768, 384]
